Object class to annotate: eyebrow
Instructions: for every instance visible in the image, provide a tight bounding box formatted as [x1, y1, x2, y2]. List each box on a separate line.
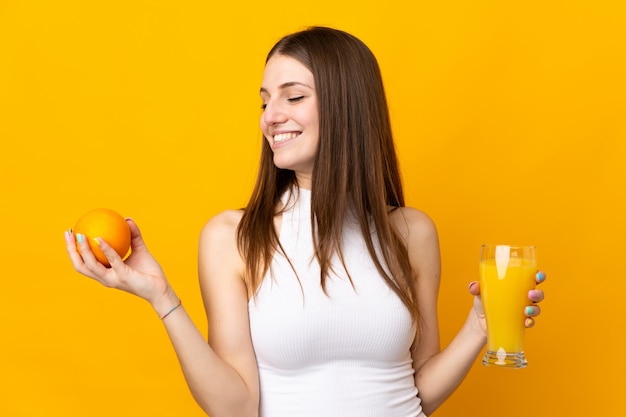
[259, 81, 313, 94]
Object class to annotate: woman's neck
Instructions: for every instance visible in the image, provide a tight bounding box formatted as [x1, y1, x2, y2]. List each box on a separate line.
[295, 173, 312, 190]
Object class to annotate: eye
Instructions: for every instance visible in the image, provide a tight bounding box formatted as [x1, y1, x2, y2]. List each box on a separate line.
[288, 96, 305, 103]
[260, 103, 267, 110]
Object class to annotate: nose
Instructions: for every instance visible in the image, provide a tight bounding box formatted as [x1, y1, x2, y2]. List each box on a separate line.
[261, 100, 288, 126]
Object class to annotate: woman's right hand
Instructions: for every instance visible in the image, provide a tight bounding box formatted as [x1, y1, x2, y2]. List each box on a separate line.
[65, 218, 170, 305]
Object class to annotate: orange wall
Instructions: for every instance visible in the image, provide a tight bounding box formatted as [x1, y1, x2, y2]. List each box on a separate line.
[1, 1, 624, 416]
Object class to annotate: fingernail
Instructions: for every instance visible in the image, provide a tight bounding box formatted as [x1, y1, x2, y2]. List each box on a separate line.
[64, 230, 72, 243]
[529, 290, 539, 299]
[537, 271, 546, 282]
[76, 233, 84, 244]
[93, 237, 101, 246]
[468, 281, 478, 290]
[525, 317, 535, 327]
[525, 306, 535, 315]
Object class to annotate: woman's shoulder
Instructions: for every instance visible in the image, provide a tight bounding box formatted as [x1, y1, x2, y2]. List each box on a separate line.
[199, 209, 245, 246]
[389, 206, 438, 244]
[198, 209, 246, 279]
[205, 209, 245, 227]
[390, 207, 441, 280]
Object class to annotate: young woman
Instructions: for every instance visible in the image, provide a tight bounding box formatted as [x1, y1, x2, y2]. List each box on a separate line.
[65, 26, 545, 417]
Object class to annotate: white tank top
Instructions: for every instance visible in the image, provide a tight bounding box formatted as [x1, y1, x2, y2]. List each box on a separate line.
[249, 188, 426, 417]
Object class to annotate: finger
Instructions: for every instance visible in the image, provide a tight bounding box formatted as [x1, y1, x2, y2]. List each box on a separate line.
[65, 230, 91, 271]
[75, 233, 109, 272]
[94, 237, 125, 270]
[67, 232, 108, 279]
[535, 270, 547, 285]
[74, 233, 96, 263]
[525, 317, 536, 328]
[528, 289, 545, 303]
[524, 305, 541, 317]
[126, 218, 146, 250]
[468, 281, 480, 296]
[65, 229, 81, 261]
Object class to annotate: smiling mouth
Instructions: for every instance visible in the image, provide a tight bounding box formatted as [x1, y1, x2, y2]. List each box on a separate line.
[273, 132, 301, 144]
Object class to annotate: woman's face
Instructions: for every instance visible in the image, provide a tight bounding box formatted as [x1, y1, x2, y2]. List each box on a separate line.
[260, 54, 319, 188]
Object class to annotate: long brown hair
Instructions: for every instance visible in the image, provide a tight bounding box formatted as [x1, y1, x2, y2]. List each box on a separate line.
[237, 27, 419, 321]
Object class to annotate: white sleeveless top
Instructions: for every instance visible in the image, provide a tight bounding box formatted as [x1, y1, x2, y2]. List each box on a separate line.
[248, 188, 426, 417]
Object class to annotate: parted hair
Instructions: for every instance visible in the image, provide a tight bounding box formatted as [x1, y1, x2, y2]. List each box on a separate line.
[237, 26, 419, 322]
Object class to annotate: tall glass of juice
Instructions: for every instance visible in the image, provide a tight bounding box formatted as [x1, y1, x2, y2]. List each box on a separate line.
[479, 244, 536, 368]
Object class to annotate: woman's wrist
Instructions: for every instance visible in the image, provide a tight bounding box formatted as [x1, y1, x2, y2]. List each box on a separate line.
[150, 287, 181, 319]
[466, 309, 488, 346]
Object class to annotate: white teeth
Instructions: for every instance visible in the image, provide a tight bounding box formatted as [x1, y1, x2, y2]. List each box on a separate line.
[273, 132, 300, 143]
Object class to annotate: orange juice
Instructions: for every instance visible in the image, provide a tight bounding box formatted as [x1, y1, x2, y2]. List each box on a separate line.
[479, 257, 536, 354]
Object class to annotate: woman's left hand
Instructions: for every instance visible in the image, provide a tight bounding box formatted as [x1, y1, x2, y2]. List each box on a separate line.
[468, 271, 547, 330]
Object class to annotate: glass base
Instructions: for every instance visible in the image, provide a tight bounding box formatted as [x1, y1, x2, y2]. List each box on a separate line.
[482, 348, 527, 368]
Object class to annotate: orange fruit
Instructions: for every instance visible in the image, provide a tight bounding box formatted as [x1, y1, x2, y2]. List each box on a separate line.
[74, 208, 131, 267]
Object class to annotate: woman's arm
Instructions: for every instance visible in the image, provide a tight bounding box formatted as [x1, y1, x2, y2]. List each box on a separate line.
[191, 210, 260, 416]
[396, 208, 544, 415]
[393, 207, 484, 415]
[66, 213, 259, 417]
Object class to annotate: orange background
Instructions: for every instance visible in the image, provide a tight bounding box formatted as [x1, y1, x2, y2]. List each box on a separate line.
[1, 1, 624, 416]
